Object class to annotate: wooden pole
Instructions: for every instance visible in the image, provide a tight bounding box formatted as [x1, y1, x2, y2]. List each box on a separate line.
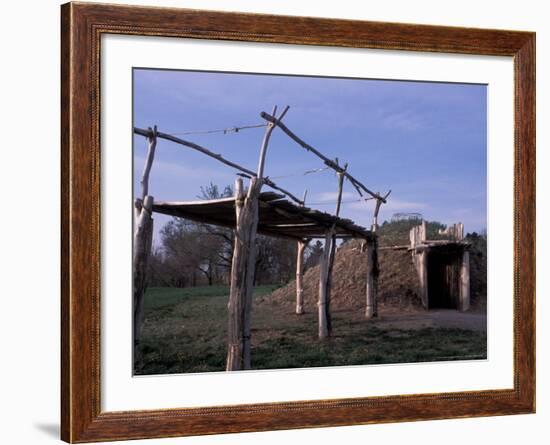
[133, 195, 154, 361]
[134, 126, 303, 205]
[318, 228, 334, 338]
[295, 240, 307, 315]
[257, 105, 289, 178]
[295, 189, 308, 315]
[365, 236, 379, 318]
[133, 128, 157, 362]
[372, 190, 392, 232]
[418, 250, 429, 309]
[260, 111, 387, 203]
[318, 166, 346, 338]
[226, 178, 244, 370]
[459, 249, 470, 311]
[140, 126, 157, 200]
[226, 103, 288, 370]
[226, 177, 263, 370]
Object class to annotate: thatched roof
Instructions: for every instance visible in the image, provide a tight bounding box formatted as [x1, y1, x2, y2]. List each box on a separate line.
[153, 192, 374, 241]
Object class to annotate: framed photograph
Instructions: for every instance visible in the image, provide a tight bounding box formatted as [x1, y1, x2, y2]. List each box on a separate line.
[61, 2, 535, 442]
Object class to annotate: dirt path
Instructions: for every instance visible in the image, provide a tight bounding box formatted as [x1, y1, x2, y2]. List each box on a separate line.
[369, 309, 487, 332]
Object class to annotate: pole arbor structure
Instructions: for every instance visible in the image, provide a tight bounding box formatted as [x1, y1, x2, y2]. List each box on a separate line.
[318, 164, 346, 339]
[133, 107, 389, 368]
[133, 127, 157, 360]
[226, 106, 288, 370]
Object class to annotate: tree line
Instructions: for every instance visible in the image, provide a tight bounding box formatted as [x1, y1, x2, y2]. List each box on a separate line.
[147, 183, 324, 288]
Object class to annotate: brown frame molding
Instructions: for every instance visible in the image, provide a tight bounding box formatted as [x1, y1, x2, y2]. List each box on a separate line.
[61, 2, 535, 442]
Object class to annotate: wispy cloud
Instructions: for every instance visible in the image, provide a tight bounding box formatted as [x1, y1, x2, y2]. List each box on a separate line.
[349, 198, 428, 212]
[133, 69, 487, 234]
[314, 191, 356, 202]
[379, 109, 425, 131]
[134, 156, 233, 182]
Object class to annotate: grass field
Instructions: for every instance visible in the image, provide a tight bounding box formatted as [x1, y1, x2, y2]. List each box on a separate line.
[134, 286, 487, 375]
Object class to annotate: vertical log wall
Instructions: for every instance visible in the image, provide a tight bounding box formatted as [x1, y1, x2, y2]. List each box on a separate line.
[459, 249, 471, 311]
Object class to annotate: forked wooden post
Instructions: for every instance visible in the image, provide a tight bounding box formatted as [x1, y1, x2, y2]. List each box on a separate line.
[257, 105, 289, 178]
[226, 177, 251, 370]
[295, 189, 308, 315]
[133, 196, 154, 356]
[295, 240, 307, 315]
[318, 229, 333, 338]
[365, 236, 379, 318]
[318, 166, 346, 338]
[133, 128, 158, 361]
[365, 189, 387, 317]
[140, 126, 158, 200]
[372, 190, 392, 232]
[226, 177, 264, 370]
[227, 106, 288, 370]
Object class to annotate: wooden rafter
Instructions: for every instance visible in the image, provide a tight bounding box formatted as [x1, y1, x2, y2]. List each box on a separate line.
[134, 127, 303, 205]
[260, 111, 388, 203]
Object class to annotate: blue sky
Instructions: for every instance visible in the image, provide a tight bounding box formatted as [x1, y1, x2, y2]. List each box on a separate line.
[133, 69, 487, 245]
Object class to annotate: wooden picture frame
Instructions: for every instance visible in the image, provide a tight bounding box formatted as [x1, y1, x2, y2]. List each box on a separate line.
[61, 2, 535, 442]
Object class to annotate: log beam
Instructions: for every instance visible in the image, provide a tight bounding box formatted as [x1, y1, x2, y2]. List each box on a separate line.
[260, 111, 387, 203]
[134, 126, 302, 205]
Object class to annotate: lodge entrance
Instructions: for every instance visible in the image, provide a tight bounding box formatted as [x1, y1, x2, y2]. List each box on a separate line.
[427, 251, 460, 309]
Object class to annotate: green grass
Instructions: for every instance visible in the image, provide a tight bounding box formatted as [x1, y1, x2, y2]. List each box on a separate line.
[135, 286, 487, 375]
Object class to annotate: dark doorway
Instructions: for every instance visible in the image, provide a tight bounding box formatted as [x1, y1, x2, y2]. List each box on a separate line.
[427, 251, 460, 309]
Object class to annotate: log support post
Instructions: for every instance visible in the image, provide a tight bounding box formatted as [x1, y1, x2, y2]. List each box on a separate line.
[226, 104, 288, 370]
[318, 166, 346, 338]
[295, 189, 309, 315]
[133, 196, 154, 360]
[295, 239, 308, 315]
[417, 249, 429, 309]
[365, 236, 379, 318]
[372, 191, 391, 232]
[133, 128, 157, 362]
[459, 249, 471, 311]
[318, 227, 335, 338]
[226, 177, 263, 370]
